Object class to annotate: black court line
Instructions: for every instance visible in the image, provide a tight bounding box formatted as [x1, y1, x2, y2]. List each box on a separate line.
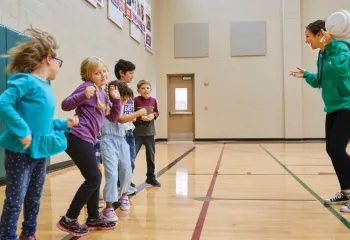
[61, 146, 196, 240]
[260, 145, 350, 229]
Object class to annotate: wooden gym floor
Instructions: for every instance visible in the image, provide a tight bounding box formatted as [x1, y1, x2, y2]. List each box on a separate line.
[1, 142, 350, 239]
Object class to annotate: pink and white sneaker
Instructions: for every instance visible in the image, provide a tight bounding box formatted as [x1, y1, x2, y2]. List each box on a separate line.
[120, 195, 130, 211]
[101, 208, 118, 222]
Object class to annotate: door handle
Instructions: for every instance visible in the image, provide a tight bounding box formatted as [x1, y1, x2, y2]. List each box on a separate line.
[169, 111, 193, 116]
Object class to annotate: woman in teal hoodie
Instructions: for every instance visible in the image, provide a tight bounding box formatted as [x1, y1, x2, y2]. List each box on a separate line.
[291, 20, 350, 212]
[0, 28, 78, 240]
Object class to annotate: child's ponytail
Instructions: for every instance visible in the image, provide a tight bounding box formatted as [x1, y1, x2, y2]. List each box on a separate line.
[94, 83, 107, 112]
[104, 84, 111, 116]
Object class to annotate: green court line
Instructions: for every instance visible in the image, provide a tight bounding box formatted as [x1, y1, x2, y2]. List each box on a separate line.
[260, 144, 350, 229]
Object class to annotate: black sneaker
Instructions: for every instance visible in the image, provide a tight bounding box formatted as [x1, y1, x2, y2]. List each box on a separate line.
[131, 182, 136, 188]
[146, 178, 161, 187]
[85, 217, 116, 231]
[56, 216, 89, 237]
[324, 191, 350, 205]
[112, 201, 121, 210]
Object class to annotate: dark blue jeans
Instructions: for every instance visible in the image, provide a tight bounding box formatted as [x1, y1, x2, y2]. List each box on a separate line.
[125, 130, 136, 171]
[0, 150, 46, 240]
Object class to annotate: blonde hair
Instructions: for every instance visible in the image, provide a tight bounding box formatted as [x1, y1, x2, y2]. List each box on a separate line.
[2, 27, 59, 74]
[80, 56, 110, 114]
[137, 79, 152, 89]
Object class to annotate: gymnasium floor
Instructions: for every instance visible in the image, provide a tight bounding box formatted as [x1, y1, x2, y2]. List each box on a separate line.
[1, 141, 350, 239]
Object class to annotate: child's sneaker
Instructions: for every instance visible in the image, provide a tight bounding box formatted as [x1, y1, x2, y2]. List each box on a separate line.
[56, 216, 89, 237]
[324, 192, 350, 205]
[340, 202, 350, 212]
[17, 233, 36, 240]
[127, 186, 137, 196]
[146, 178, 161, 187]
[101, 208, 119, 222]
[120, 195, 130, 211]
[85, 216, 116, 231]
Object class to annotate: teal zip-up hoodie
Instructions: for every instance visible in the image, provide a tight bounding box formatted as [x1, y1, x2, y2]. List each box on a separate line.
[303, 39, 350, 114]
[0, 73, 68, 159]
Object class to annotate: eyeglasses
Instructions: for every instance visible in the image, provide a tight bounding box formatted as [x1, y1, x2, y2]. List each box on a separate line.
[53, 56, 63, 68]
[42, 55, 63, 68]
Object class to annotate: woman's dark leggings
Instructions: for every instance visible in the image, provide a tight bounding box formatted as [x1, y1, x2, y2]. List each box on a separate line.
[325, 110, 350, 190]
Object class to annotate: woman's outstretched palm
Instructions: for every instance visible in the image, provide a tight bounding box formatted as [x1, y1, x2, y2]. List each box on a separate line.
[290, 67, 305, 78]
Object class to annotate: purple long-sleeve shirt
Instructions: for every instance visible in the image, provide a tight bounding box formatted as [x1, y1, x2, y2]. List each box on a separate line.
[62, 81, 121, 144]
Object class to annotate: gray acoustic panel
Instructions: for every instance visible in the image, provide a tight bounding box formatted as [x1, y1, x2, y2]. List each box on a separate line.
[230, 21, 266, 56]
[174, 23, 209, 58]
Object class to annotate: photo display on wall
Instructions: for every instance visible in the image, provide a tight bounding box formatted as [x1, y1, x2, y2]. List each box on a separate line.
[86, 0, 152, 51]
[96, 0, 104, 7]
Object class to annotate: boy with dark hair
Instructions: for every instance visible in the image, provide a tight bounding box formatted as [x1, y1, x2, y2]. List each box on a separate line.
[114, 59, 136, 82]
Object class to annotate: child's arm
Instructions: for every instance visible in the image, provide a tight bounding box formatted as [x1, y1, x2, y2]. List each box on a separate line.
[106, 98, 121, 123]
[53, 115, 79, 132]
[153, 99, 159, 119]
[118, 108, 147, 123]
[106, 85, 121, 123]
[134, 97, 143, 122]
[53, 119, 68, 132]
[146, 99, 159, 121]
[61, 83, 91, 111]
[0, 78, 31, 139]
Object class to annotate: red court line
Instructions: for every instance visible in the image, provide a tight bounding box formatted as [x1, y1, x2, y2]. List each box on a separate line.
[191, 143, 225, 240]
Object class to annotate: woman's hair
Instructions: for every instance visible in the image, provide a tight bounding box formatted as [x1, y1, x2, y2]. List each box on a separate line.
[306, 20, 326, 35]
[80, 56, 109, 113]
[2, 27, 59, 74]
